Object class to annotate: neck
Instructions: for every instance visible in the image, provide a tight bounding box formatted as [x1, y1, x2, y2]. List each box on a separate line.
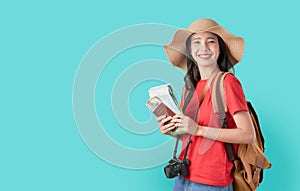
[198, 66, 220, 80]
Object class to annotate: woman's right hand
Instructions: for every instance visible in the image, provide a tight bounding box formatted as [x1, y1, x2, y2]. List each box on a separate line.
[156, 115, 177, 135]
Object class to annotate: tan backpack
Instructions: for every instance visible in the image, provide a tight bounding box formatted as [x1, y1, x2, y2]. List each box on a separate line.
[212, 72, 272, 191]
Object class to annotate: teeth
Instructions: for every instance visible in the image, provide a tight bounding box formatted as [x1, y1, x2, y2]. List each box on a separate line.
[198, 54, 211, 58]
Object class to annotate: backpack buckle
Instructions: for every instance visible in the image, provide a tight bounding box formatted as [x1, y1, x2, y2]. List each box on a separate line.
[253, 157, 264, 183]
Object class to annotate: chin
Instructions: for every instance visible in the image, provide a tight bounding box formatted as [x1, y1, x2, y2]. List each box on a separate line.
[196, 60, 216, 67]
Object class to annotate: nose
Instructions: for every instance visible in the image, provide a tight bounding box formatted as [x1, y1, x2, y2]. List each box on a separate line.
[199, 42, 209, 51]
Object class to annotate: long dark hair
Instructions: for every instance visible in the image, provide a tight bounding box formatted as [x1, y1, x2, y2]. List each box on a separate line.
[184, 33, 234, 89]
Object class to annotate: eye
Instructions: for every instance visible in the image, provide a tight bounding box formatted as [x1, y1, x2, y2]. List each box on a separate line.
[208, 40, 216, 44]
[192, 40, 200, 44]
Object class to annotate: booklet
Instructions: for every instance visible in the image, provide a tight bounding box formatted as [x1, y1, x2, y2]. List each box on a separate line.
[146, 84, 185, 135]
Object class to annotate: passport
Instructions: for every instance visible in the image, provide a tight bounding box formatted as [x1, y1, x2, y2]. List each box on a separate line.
[146, 84, 185, 135]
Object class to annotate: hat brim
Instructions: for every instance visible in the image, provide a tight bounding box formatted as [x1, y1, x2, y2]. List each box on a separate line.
[164, 26, 244, 71]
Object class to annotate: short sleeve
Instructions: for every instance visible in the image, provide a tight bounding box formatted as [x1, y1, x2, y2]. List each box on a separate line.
[224, 73, 248, 116]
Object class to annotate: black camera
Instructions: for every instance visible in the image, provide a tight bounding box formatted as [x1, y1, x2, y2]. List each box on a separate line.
[164, 157, 190, 178]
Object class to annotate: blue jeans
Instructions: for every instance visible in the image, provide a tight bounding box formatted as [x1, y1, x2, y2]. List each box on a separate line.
[173, 176, 233, 191]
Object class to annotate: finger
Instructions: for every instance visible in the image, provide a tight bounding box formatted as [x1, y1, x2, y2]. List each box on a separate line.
[174, 122, 183, 128]
[164, 121, 175, 128]
[172, 114, 182, 119]
[170, 118, 182, 123]
[160, 121, 174, 132]
[161, 125, 177, 134]
[156, 115, 166, 122]
[160, 121, 175, 131]
[160, 116, 172, 126]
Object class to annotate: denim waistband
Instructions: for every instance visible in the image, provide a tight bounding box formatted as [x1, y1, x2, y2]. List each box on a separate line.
[173, 176, 233, 191]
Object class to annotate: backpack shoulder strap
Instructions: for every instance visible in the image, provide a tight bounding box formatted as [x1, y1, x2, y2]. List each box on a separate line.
[212, 72, 232, 113]
[212, 73, 265, 149]
[211, 71, 237, 161]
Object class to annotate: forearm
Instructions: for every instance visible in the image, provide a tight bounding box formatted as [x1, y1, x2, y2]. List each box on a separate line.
[171, 111, 255, 144]
[194, 111, 256, 144]
[196, 125, 255, 144]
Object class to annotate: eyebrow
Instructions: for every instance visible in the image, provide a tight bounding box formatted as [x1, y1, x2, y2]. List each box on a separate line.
[192, 36, 217, 40]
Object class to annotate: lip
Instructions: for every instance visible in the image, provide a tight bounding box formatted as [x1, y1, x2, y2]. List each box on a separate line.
[197, 54, 212, 60]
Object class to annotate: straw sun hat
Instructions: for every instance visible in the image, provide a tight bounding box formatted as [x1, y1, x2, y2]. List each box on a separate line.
[164, 18, 244, 71]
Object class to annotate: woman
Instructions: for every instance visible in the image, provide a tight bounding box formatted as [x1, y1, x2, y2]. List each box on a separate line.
[158, 18, 256, 191]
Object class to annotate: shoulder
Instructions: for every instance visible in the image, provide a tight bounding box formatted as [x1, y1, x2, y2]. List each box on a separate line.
[222, 73, 245, 94]
[223, 72, 241, 86]
[222, 72, 244, 91]
[221, 72, 248, 114]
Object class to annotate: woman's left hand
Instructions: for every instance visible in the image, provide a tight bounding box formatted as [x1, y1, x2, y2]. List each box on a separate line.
[170, 114, 199, 135]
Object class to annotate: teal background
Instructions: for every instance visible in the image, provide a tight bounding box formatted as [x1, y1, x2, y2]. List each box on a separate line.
[1, 0, 299, 190]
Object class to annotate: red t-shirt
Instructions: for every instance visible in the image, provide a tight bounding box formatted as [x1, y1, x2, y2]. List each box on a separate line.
[179, 73, 248, 186]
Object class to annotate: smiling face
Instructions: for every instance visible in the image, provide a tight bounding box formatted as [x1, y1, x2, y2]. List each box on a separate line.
[190, 32, 220, 68]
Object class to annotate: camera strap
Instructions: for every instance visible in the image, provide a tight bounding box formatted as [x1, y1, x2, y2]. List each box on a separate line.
[173, 71, 218, 160]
